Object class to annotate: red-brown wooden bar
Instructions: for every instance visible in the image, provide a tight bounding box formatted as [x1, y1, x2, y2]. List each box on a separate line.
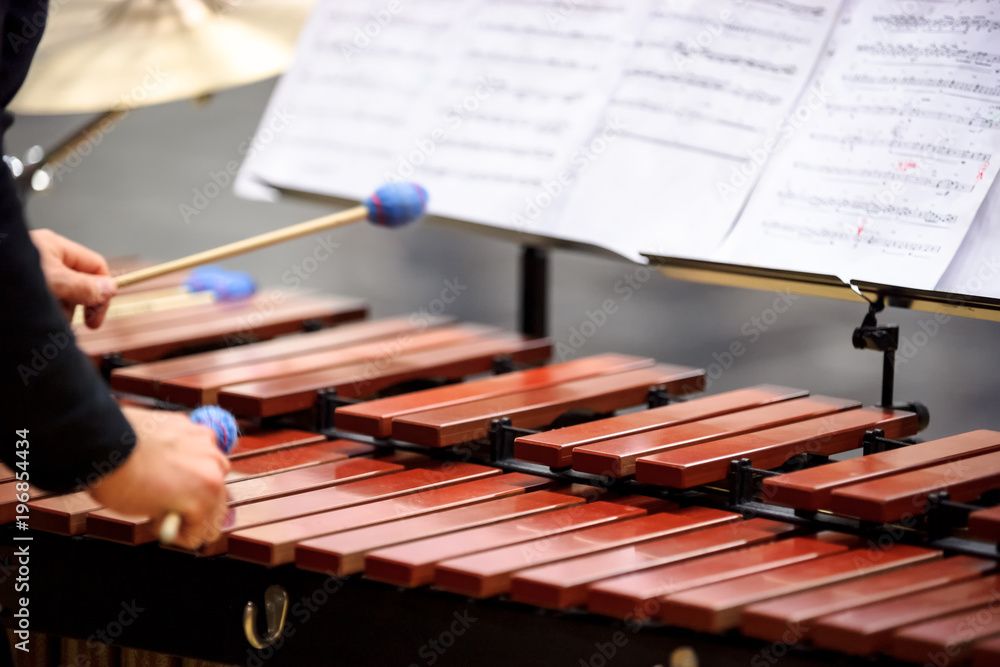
[225, 428, 327, 460]
[635, 408, 919, 488]
[76, 293, 361, 342]
[433, 508, 739, 599]
[87, 461, 498, 546]
[891, 604, 1000, 664]
[335, 354, 655, 438]
[510, 518, 797, 609]
[30, 492, 103, 536]
[228, 440, 375, 480]
[659, 542, 935, 633]
[158, 325, 497, 405]
[830, 449, 1000, 523]
[0, 464, 13, 484]
[740, 555, 993, 643]
[587, 535, 852, 622]
[76, 294, 367, 363]
[227, 472, 550, 565]
[974, 636, 1000, 667]
[364, 500, 651, 588]
[110, 316, 448, 397]
[296, 490, 583, 575]
[217, 336, 553, 418]
[762, 430, 1000, 512]
[224, 458, 402, 505]
[571, 396, 857, 478]
[30, 439, 379, 535]
[392, 364, 706, 448]
[810, 575, 1000, 656]
[969, 505, 1000, 542]
[514, 385, 808, 468]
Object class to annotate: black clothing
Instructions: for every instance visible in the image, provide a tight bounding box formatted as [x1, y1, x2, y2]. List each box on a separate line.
[0, 0, 135, 491]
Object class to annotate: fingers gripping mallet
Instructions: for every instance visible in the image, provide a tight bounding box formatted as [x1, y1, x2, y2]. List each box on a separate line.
[159, 406, 239, 544]
[114, 182, 429, 288]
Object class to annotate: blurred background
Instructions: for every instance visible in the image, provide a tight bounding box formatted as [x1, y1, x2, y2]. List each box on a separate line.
[7, 77, 1000, 443]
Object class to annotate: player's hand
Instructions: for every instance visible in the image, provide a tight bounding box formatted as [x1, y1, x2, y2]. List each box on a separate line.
[89, 407, 231, 549]
[30, 228, 116, 328]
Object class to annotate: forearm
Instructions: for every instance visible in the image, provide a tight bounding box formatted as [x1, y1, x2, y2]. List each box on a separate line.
[0, 173, 135, 492]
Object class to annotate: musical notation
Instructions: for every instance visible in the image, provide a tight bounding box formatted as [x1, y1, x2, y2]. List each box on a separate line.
[778, 192, 960, 225]
[749, 0, 829, 17]
[794, 163, 977, 192]
[872, 14, 1000, 34]
[476, 22, 614, 42]
[809, 133, 993, 162]
[466, 50, 600, 71]
[624, 69, 782, 104]
[760, 220, 943, 254]
[826, 103, 997, 127]
[670, 43, 798, 76]
[613, 98, 760, 133]
[857, 42, 1000, 67]
[651, 10, 811, 45]
[235, 0, 1000, 291]
[720, 0, 1000, 291]
[552, 0, 843, 260]
[843, 74, 1000, 99]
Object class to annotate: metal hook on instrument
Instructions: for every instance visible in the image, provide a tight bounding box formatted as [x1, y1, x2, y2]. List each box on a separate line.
[243, 585, 290, 650]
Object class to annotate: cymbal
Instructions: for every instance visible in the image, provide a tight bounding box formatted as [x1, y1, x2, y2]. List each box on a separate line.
[9, 0, 315, 115]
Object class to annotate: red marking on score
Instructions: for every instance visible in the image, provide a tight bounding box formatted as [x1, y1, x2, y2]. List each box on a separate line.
[896, 161, 917, 172]
[978, 162, 990, 181]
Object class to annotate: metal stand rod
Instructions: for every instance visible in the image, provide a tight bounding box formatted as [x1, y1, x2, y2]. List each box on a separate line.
[520, 245, 548, 338]
[881, 346, 895, 409]
[12, 108, 127, 196]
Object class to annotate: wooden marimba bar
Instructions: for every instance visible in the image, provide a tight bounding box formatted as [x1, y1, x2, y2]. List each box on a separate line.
[9, 305, 1000, 667]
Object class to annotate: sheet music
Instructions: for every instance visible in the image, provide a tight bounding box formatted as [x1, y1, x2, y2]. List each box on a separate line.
[238, 0, 651, 227]
[549, 0, 844, 260]
[237, 0, 840, 259]
[236, 0, 476, 201]
[938, 171, 1000, 298]
[717, 0, 1000, 290]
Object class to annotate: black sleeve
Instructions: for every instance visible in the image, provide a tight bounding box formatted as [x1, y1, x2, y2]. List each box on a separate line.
[0, 167, 136, 492]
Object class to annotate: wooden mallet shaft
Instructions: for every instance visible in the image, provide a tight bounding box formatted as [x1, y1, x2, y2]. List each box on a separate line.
[115, 206, 367, 288]
[113, 181, 428, 289]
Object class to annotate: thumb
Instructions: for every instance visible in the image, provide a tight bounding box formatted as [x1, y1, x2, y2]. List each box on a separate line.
[55, 269, 116, 308]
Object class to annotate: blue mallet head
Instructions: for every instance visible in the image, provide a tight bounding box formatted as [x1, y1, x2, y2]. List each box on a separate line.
[184, 266, 257, 301]
[189, 405, 239, 454]
[365, 182, 428, 228]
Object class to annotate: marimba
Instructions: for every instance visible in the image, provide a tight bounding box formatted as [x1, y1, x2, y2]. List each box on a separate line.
[8, 302, 1000, 667]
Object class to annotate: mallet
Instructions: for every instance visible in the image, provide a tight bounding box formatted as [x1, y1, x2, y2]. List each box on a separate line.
[159, 405, 240, 544]
[115, 182, 428, 289]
